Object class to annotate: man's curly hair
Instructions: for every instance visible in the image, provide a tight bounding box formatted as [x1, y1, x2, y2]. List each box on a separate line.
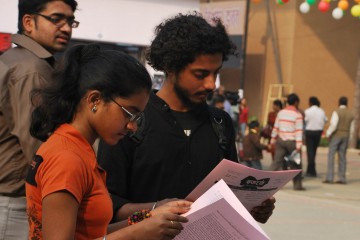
[146, 12, 237, 74]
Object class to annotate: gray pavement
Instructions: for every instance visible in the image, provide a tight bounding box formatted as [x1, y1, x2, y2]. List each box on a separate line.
[260, 147, 360, 240]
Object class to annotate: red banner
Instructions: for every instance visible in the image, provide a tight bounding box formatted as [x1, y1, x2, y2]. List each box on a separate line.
[0, 33, 11, 52]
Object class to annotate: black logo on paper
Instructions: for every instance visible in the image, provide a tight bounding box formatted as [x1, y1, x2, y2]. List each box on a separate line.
[226, 176, 276, 191]
[240, 176, 270, 189]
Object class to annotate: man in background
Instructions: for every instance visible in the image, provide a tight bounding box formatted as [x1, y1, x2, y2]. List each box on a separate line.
[270, 93, 305, 191]
[304, 96, 327, 177]
[323, 96, 354, 184]
[0, 1, 78, 238]
[217, 85, 234, 120]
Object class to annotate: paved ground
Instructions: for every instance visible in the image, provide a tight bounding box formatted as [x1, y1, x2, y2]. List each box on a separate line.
[260, 147, 360, 240]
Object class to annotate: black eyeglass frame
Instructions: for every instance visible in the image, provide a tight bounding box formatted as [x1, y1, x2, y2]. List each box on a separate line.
[32, 12, 80, 28]
[109, 97, 144, 123]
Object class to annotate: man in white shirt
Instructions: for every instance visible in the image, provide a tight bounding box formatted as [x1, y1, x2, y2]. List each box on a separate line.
[323, 96, 354, 184]
[304, 97, 327, 177]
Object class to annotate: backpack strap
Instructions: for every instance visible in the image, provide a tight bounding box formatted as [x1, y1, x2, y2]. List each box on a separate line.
[208, 107, 228, 159]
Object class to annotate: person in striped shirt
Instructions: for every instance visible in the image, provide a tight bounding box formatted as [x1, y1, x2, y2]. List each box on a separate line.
[269, 93, 305, 190]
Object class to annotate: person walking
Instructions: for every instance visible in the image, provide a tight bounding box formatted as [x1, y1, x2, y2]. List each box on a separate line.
[98, 12, 275, 225]
[26, 43, 191, 240]
[269, 93, 305, 191]
[323, 96, 354, 184]
[0, 1, 78, 239]
[304, 96, 327, 177]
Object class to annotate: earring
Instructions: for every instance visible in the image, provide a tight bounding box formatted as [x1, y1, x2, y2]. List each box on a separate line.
[91, 105, 97, 113]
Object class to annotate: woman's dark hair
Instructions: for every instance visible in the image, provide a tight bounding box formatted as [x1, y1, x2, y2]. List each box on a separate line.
[273, 99, 283, 109]
[146, 12, 237, 74]
[30, 43, 152, 141]
[18, 0, 78, 33]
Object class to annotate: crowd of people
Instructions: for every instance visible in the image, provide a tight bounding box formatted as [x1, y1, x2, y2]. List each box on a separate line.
[0, 0, 355, 239]
[209, 91, 354, 191]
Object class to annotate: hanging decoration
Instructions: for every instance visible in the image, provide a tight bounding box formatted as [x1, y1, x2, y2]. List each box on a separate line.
[290, 0, 360, 20]
[318, 1, 330, 12]
[306, 0, 317, 5]
[338, 0, 349, 10]
[332, 7, 344, 19]
[351, 4, 360, 17]
[251, 0, 360, 20]
[299, 2, 311, 13]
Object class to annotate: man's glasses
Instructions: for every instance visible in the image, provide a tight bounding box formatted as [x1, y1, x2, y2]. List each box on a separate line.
[32, 12, 80, 28]
[110, 97, 143, 122]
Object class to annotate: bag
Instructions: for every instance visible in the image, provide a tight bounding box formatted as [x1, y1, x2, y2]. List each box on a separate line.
[284, 150, 301, 169]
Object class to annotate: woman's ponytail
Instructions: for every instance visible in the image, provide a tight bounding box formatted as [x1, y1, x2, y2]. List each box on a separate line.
[30, 44, 99, 141]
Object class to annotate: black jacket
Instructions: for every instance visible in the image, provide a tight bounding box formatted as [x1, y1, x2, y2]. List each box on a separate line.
[97, 92, 238, 219]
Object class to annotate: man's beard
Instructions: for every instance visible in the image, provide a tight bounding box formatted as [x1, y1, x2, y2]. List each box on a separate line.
[173, 80, 210, 109]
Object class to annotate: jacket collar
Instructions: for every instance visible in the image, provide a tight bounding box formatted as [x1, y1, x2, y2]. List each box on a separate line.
[11, 34, 53, 59]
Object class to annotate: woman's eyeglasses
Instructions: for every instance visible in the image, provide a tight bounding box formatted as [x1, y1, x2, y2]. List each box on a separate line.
[109, 97, 143, 122]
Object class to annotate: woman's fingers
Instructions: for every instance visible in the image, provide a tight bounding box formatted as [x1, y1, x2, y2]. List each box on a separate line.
[152, 200, 192, 216]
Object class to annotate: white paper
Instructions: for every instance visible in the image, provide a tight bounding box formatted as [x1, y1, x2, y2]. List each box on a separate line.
[187, 159, 301, 211]
[175, 180, 270, 240]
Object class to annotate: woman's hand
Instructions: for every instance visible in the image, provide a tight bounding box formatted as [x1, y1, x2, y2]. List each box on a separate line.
[155, 198, 179, 208]
[152, 200, 192, 216]
[132, 200, 192, 240]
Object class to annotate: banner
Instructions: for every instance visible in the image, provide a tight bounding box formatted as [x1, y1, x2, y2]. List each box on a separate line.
[200, 1, 247, 35]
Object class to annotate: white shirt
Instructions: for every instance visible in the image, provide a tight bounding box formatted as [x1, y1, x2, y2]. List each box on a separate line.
[304, 105, 327, 131]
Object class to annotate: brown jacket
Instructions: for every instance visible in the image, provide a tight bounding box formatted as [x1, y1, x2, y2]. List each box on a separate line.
[0, 34, 54, 196]
[333, 108, 354, 138]
[243, 130, 268, 161]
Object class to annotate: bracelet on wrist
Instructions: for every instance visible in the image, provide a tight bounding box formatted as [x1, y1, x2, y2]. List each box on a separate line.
[151, 201, 157, 210]
[128, 209, 152, 225]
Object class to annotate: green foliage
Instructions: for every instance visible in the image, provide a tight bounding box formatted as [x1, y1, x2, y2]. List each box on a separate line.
[319, 137, 329, 147]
